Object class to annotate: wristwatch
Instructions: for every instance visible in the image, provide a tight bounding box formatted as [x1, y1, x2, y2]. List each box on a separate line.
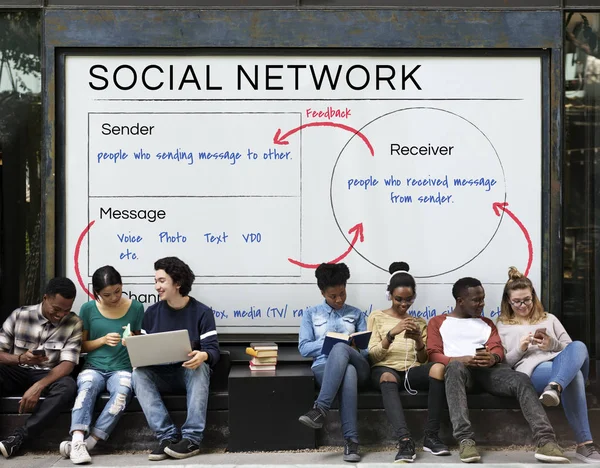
[386, 331, 395, 343]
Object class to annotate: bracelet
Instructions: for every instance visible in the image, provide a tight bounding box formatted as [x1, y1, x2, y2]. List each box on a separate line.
[18, 353, 22, 365]
[386, 331, 395, 343]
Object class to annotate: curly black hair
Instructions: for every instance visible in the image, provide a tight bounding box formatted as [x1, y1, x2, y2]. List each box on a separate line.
[154, 257, 196, 297]
[387, 261, 416, 294]
[45, 277, 77, 300]
[452, 277, 482, 300]
[315, 263, 350, 291]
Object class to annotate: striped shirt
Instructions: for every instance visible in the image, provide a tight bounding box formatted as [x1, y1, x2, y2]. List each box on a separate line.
[367, 310, 428, 371]
[0, 303, 83, 369]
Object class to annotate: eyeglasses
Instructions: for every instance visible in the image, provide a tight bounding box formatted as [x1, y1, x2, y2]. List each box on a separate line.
[510, 298, 533, 307]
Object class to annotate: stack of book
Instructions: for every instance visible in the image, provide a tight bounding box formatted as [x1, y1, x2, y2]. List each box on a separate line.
[246, 342, 278, 371]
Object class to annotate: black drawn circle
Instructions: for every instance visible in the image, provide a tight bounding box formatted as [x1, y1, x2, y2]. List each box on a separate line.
[329, 107, 507, 278]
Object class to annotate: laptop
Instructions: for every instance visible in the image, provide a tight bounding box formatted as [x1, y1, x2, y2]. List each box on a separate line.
[125, 330, 192, 367]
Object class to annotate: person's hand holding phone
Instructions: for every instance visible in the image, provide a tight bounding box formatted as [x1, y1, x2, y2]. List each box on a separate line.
[20, 349, 48, 366]
[473, 346, 496, 367]
[533, 328, 554, 351]
[389, 316, 418, 338]
[530, 328, 548, 349]
[404, 325, 424, 350]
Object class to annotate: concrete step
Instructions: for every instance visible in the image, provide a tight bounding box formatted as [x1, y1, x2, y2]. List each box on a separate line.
[2, 406, 599, 451]
[1, 448, 594, 468]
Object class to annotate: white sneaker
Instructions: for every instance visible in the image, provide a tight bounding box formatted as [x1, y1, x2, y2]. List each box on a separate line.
[539, 384, 561, 407]
[70, 441, 91, 465]
[59, 440, 71, 458]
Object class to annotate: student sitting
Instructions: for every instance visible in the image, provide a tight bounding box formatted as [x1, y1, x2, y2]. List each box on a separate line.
[427, 277, 568, 464]
[367, 261, 449, 462]
[0, 278, 82, 459]
[497, 267, 600, 463]
[298, 263, 369, 462]
[59, 266, 144, 464]
[132, 257, 219, 461]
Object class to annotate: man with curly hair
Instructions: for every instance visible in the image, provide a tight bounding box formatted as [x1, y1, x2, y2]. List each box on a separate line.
[132, 257, 219, 461]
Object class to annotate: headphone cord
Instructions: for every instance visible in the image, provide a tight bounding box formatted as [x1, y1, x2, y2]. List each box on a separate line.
[403, 335, 418, 395]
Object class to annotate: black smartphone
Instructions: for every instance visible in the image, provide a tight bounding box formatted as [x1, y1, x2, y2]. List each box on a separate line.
[32, 349, 46, 356]
[475, 346, 487, 353]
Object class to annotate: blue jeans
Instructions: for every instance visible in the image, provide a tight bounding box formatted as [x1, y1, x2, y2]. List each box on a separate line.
[70, 368, 133, 440]
[312, 343, 370, 441]
[132, 363, 211, 445]
[530, 340, 592, 443]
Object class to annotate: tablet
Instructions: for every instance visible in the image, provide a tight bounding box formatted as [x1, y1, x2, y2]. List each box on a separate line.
[126, 330, 192, 367]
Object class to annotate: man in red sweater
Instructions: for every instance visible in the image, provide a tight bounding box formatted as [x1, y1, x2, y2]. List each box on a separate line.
[427, 277, 568, 464]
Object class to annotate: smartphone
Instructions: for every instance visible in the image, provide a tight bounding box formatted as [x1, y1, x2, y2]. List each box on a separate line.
[475, 346, 487, 353]
[32, 349, 46, 356]
[533, 328, 546, 339]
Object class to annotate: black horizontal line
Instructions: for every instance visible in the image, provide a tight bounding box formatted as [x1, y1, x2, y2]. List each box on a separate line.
[119, 281, 505, 285]
[89, 195, 299, 198]
[89, 111, 302, 115]
[121, 276, 302, 279]
[96, 98, 523, 102]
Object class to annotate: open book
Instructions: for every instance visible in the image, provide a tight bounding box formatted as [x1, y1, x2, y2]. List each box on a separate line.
[321, 330, 372, 355]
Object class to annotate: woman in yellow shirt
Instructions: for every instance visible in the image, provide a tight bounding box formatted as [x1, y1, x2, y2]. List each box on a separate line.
[367, 261, 448, 463]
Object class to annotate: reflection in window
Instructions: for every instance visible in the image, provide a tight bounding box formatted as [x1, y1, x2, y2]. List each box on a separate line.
[0, 11, 41, 319]
[564, 12, 600, 361]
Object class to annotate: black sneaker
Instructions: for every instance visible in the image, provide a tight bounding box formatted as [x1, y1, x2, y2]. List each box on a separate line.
[395, 437, 416, 463]
[148, 438, 179, 461]
[343, 439, 361, 462]
[164, 438, 201, 459]
[0, 432, 24, 459]
[423, 432, 450, 456]
[298, 406, 326, 429]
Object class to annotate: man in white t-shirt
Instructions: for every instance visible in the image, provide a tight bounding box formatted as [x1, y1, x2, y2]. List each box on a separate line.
[427, 277, 568, 464]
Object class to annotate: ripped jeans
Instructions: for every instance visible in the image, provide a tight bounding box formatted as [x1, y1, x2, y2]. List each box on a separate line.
[70, 368, 133, 440]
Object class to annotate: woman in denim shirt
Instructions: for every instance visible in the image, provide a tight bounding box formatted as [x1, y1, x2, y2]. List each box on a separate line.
[298, 263, 369, 462]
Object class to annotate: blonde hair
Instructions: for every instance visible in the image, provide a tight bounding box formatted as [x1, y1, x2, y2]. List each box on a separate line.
[498, 266, 546, 325]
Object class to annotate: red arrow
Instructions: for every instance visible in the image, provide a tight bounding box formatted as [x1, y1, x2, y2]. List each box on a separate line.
[74, 220, 95, 300]
[274, 122, 375, 156]
[288, 223, 365, 269]
[492, 202, 533, 277]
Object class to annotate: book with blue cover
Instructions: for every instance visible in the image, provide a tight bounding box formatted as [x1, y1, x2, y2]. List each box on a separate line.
[321, 331, 372, 355]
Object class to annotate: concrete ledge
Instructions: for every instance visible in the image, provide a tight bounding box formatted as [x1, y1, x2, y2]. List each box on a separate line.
[3, 407, 600, 451]
[0, 449, 595, 468]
